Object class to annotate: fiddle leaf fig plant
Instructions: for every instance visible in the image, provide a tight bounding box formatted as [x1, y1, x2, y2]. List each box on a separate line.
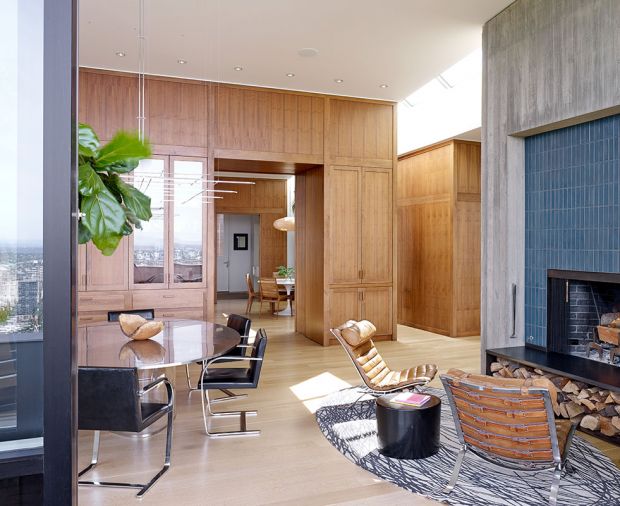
[78, 123, 152, 255]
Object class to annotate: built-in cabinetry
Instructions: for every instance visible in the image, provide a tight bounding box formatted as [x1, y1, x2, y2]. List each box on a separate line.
[78, 155, 208, 325]
[78, 68, 396, 345]
[396, 139, 480, 337]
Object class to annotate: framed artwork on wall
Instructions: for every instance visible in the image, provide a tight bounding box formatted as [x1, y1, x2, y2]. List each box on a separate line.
[233, 233, 248, 250]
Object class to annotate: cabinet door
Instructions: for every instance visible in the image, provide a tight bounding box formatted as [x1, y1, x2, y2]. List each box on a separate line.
[86, 239, 128, 291]
[169, 157, 206, 288]
[329, 287, 360, 330]
[361, 168, 392, 283]
[362, 286, 392, 336]
[328, 166, 361, 284]
[131, 157, 168, 288]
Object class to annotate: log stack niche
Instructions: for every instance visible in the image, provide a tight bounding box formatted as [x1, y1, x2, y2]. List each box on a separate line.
[77, 69, 397, 346]
[396, 139, 481, 338]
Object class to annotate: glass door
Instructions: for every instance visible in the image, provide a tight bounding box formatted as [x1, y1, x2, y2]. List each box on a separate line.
[131, 157, 168, 288]
[169, 157, 206, 287]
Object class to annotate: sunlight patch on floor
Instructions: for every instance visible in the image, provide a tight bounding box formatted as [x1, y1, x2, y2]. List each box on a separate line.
[290, 372, 352, 413]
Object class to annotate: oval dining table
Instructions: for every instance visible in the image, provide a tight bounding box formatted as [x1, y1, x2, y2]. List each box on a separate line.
[77, 319, 241, 437]
[77, 319, 241, 370]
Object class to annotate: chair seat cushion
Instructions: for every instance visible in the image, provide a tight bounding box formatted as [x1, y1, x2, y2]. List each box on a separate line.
[377, 364, 438, 389]
[339, 320, 376, 347]
[138, 402, 170, 432]
[199, 368, 256, 389]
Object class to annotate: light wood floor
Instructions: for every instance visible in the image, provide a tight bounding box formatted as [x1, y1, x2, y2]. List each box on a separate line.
[78, 299, 619, 506]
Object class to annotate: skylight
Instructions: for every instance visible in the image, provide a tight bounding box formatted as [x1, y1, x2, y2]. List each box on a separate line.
[398, 48, 482, 154]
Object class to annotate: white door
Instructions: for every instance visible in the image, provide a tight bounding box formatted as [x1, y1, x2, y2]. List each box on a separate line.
[216, 214, 229, 292]
[227, 215, 254, 292]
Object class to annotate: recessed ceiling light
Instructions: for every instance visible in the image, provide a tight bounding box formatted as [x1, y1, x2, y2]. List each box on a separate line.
[298, 48, 319, 58]
[379, 84, 389, 89]
[177, 59, 187, 64]
[115, 51, 126, 57]
[334, 78, 344, 83]
[233, 66, 243, 71]
[286, 73, 295, 77]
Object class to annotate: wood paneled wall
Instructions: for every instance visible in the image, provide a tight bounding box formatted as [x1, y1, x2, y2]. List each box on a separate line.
[213, 85, 323, 162]
[215, 177, 288, 279]
[78, 67, 395, 345]
[397, 140, 480, 337]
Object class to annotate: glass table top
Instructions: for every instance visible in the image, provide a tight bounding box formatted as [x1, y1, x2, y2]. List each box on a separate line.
[77, 320, 240, 370]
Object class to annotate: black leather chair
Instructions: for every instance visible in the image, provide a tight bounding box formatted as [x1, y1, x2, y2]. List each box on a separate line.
[185, 314, 252, 405]
[199, 328, 267, 437]
[107, 308, 155, 322]
[78, 367, 174, 498]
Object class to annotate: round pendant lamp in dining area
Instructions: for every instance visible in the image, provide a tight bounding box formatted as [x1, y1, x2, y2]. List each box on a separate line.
[273, 216, 295, 232]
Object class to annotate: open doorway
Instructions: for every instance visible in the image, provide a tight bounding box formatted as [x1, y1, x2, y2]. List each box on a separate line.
[216, 214, 260, 298]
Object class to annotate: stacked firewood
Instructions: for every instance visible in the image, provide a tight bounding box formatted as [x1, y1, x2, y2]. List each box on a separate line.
[490, 358, 620, 440]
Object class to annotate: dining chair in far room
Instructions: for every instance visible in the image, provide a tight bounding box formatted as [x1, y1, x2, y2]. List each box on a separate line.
[258, 277, 288, 316]
[107, 308, 155, 322]
[199, 328, 268, 437]
[245, 273, 257, 314]
[77, 367, 174, 498]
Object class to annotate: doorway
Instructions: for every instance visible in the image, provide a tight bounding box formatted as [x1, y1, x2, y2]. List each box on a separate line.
[216, 214, 259, 297]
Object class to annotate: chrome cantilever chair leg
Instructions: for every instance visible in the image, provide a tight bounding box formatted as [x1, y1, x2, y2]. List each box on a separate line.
[444, 445, 467, 494]
[549, 463, 562, 506]
[186, 364, 248, 403]
[78, 409, 174, 498]
[200, 387, 259, 438]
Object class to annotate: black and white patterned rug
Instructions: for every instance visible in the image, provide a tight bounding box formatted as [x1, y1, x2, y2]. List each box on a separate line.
[315, 386, 620, 505]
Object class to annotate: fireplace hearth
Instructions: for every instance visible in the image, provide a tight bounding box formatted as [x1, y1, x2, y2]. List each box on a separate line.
[548, 270, 620, 366]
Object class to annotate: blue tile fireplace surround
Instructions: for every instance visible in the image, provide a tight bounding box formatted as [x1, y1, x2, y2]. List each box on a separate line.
[524, 114, 620, 350]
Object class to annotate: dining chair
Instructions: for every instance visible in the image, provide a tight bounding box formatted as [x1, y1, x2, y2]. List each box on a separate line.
[245, 273, 257, 314]
[107, 308, 155, 322]
[440, 369, 577, 506]
[77, 367, 174, 498]
[185, 314, 252, 405]
[258, 277, 289, 316]
[199, 329, 268, 437]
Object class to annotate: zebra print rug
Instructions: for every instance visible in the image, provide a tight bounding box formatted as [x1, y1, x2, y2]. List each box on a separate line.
[315, 386, 620, 505]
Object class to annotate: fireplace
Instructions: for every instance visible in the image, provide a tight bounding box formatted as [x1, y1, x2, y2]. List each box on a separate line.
[547, 270, 620, 365]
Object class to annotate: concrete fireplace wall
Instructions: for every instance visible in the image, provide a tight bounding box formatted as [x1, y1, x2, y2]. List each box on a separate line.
[524, 116, 620, 347]
[481, 0, 620, 364]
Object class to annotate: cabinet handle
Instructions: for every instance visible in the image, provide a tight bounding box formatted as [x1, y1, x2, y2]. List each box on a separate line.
[81, 297, 93, 302]
[162, 313, 174, 317]
[81, 317, 95, 321]
[163, 295, 175, 299]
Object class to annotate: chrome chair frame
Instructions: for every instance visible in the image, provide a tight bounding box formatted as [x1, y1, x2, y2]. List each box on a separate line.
[199, 353, 263, 438]
[78, 377, 174, 498]
[440, 375, 577, 506]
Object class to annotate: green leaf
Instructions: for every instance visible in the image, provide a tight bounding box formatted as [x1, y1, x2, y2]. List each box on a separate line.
[78, 221, 92, 244]
[78, 123, 100, 158]
[105, 158, 140, 174]
[110, 174, 152, 221]
[91, 233, 123, 256]
[123, 205, 142, 230]
[121, 221, 133, 236]
[95, 131, 151, 170]
[81, 187, 126, 237]
[78, 163, 105, 196]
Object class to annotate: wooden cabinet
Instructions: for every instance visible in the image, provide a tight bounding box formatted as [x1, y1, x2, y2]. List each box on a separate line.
[328, 166, 392, 285]
[328, 286, 392, 338]
[86, 239, 129, 291]
[396, 140, 480, 337]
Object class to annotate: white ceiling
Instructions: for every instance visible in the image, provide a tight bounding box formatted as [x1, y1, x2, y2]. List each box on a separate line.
[79, 0, 512, 101]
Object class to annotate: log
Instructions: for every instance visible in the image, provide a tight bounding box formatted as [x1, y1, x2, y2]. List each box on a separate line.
[599, 417, 618, 437]
[615, 405, 620, 416]
[492, 372, 501, 378]
[562, 381, 580, 394]
[534, 368, 544, 375]
[570, 413, 585, 426]
[610, 391, 620, 404]
[605, 394, 615, 404]
[587, 387, 600, 395]
[597, 405, 618, 418]
[577, 389, 590, 400]
[580, 415, 600, 431]
[580, 398, 597, 411]
[550, 376, 570, 389]
[559, 403, 569, 419]
[498, 367, 511, 378]
[565, 401, 585, 419]
[490, 362, 503, 373]
[612, 416, 620, 431]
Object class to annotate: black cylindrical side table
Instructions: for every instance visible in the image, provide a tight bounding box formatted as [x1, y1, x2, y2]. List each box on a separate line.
[376, 393, 441, 459]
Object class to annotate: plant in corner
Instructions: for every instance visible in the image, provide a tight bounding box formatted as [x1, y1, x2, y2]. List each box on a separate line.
[78, 123, 152, 255]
